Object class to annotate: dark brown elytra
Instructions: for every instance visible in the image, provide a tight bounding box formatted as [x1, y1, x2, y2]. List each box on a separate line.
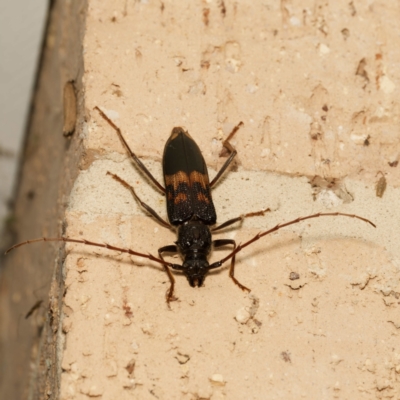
[6, 107, 376, 302]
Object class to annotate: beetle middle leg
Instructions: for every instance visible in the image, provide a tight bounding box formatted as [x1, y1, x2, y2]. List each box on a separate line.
[212, 239, 250, 292]
[107, 172, 172, 229]
[212, 209, 270, 232]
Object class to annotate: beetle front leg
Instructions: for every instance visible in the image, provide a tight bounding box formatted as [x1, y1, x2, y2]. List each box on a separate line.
[158, 245, 181, 303]
[212, 239, 250, 292]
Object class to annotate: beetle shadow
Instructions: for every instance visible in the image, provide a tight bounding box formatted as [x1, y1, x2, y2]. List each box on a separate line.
[68, 248, 165, 272]
[208, 233, 376, 278]
[66, 233, 377, 288]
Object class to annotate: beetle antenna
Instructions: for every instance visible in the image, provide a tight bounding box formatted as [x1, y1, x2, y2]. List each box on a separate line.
[5, 237, 172, 268]
[213, 212, 375, 267]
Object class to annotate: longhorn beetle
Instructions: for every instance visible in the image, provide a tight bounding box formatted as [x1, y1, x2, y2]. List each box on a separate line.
[6, 107, 376, 302]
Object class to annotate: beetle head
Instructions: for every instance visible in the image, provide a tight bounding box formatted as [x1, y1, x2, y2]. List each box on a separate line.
[182, 258, 210, 287]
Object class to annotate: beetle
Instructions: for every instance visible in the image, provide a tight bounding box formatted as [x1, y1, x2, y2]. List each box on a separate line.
[6, 107, 376, 302]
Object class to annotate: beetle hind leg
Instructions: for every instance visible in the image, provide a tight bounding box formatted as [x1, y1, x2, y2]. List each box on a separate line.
[210, 121, 243, 188]
[107, 172, 172, 230]
[95, 106, 166, 193]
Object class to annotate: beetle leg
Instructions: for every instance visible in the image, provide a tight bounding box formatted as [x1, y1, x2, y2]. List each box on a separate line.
[212, 239, 250, 292]
[107, 172, 172, 230]
[212, 208, 270, 232]
[158, 245, 180, 303]
[95, 106, 166, 193]
[210, 121, 243, 188]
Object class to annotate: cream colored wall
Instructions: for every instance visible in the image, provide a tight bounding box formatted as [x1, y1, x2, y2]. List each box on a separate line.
[59, 1, 400, 399]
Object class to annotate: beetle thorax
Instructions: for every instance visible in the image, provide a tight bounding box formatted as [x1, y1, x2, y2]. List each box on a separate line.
[176, 221, 212, 287]
[176, 220, 212, 255]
